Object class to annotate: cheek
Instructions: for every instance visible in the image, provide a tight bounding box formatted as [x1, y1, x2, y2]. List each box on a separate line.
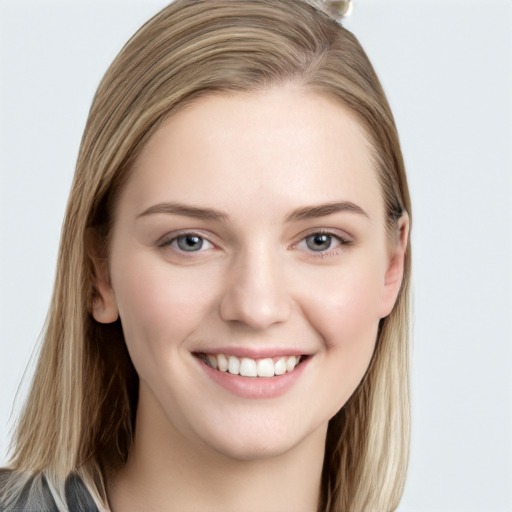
[110, 251, 220, 360]
[296, 260, 384, 409]
[302, 260, 384, 347]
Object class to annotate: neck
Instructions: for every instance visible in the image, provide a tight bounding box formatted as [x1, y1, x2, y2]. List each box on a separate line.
[108, 385, 326, 512]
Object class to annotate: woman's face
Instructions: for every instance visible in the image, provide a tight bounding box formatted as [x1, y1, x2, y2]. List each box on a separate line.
[93, 86, 407, 461]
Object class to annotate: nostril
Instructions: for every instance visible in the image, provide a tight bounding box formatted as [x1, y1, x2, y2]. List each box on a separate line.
[219, 287, 292, 329]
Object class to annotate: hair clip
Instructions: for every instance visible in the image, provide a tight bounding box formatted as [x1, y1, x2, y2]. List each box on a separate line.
[314, 0, 353, 21]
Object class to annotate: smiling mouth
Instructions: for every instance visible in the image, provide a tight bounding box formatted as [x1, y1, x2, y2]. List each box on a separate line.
[194, 353, 306, 378]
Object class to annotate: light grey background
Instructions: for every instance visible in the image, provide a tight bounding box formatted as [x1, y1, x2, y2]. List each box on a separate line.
[1, 1, 511, 510]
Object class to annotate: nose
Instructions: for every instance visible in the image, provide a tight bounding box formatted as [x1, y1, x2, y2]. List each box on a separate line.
[219, 246, 292, 330]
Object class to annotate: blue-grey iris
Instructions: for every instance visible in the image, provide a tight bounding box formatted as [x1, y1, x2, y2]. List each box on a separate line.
[176, 234, 204, 252]
[306, 234, 332, 252]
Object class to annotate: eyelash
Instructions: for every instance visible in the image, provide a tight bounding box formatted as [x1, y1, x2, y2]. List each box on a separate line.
[157, 231, 214, 255]
[296, 230, 353, 257]
[156, 230, 352, 258]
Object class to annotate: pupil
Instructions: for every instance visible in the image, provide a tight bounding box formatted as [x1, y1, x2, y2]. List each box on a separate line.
[307, 234, 331, 251]
[177, 235, 203, 251]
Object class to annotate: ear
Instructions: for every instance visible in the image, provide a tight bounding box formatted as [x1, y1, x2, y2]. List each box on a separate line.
[86, 228, 119, 324]
[378, 213, 410, 319]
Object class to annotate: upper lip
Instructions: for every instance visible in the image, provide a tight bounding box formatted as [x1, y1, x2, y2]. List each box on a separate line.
[193, 346, 314, 359]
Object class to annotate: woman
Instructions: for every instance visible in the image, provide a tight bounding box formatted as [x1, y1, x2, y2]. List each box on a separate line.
[0, 0, 412, 510]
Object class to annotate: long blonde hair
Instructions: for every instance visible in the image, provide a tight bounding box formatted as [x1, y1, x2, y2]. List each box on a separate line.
[4, 1, 412, 510]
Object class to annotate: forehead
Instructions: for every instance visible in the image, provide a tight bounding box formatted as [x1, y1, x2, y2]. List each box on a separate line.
[119, 86, 383, 222]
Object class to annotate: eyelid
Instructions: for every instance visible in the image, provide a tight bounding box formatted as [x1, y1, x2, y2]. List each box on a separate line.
[297, 227, 354, 243]
[155, 230, 217, 252]
[292, 228, 354, 256]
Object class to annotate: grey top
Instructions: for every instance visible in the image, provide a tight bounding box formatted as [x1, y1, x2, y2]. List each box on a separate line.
[0, 469, 99, 512]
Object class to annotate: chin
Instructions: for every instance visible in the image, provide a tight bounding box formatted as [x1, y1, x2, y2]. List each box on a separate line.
[192, 412, 326, 463]
[208, 434, 298, 462]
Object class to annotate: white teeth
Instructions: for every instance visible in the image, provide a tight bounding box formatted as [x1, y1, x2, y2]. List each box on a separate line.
[217, 354, 228, 372]
[206, 354, 218, 369]
[257, 358, 274, 378]
[240, 358, 257, 377]
[228, 355, 240, 375]
[202, 353, 302, 378]
[286, 356, 298, 372]
[274, 357, 287, 376]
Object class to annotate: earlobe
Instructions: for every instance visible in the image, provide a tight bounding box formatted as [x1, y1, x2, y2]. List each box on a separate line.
[86, 228, 119, 324]
[379, 213, 410, 319]
[92, 278, 119, 324]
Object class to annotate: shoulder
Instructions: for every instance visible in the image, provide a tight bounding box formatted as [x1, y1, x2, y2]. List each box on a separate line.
[65, 473, 100, 511]
[0, 468, 58, 512]
[0, 468, 99, 512]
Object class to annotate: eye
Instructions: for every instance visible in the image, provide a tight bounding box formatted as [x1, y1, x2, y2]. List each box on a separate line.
[164, 233, 214, 253]
[296, 231, 351, 255]
[305, 233, 335, 252]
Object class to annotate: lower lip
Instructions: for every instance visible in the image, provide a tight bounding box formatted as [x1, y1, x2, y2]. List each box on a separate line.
[196, 357, 309, 399]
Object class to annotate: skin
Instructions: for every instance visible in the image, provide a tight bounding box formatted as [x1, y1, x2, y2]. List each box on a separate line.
[92, 85, 408, 512]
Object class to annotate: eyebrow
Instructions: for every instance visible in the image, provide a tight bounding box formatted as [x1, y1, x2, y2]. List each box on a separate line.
[284, 201, 370, 222]
[137, 200, 369, 222]
[137, 202, 229, 221]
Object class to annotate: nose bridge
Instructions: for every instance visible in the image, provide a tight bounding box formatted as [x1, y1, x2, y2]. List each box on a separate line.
[219, 241, 292, 329]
